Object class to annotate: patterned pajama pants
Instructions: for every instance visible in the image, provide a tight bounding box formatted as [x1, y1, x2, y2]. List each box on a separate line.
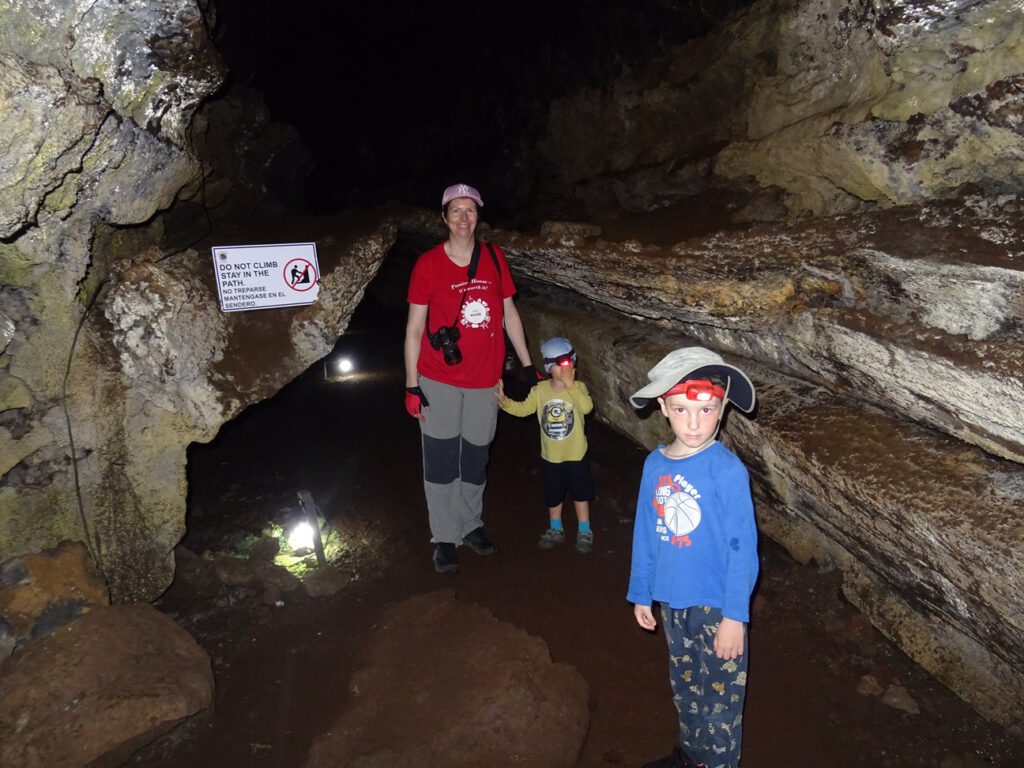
[662, 605, 748, 768]
[418, 376, 498, 544]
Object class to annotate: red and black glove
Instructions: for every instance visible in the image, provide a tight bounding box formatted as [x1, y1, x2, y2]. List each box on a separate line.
[523, 365, 544, 385]
[405, 386, 429, 419]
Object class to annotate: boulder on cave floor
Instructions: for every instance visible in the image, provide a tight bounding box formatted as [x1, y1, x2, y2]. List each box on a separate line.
[0, 540, 109, 656]
[305, 590, 590, 768]
[0, 604, 213, 768]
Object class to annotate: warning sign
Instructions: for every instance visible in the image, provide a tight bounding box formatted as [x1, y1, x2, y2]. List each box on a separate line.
[212, 242, 320, 312]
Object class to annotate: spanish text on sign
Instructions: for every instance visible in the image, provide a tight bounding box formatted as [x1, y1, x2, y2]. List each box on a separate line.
[211, 242, 320, 312]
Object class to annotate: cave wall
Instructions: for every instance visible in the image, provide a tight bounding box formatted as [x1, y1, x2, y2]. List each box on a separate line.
[533, 0, 1024, 216]
[0, 1, 388, 601]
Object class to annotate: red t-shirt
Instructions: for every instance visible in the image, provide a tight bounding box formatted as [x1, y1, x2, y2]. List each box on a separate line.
[407, 241, 517, 388]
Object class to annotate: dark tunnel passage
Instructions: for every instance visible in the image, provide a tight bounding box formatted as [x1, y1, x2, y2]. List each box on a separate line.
[211, 0, 756, 213]
[159, 241, 1023, 767]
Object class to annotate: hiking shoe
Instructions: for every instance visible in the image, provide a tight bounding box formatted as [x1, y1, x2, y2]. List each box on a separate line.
[575, 530, 594, 554]
[433, 543, 459, 574]
[537, 527, 566, 550]
[462, 526, 497, 556]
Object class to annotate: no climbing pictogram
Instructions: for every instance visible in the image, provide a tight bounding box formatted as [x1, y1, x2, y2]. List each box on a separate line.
[284, 258, 319, 292]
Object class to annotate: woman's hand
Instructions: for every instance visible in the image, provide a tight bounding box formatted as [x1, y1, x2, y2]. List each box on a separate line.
[495, 379, 506, 404]
[523, 364, 543, 383]
[405, 386, 429, 421]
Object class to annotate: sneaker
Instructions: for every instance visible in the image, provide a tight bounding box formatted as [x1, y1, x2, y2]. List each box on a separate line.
[575, 530, 594, 554]
[537, 527, 566, 550]
[462, 526, 497, 556]
[433, 543, 459, 574]
[642, 748, 704, 768]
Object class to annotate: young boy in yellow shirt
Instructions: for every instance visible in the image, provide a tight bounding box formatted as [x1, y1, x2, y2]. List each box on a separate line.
[497, 337, 596, 553]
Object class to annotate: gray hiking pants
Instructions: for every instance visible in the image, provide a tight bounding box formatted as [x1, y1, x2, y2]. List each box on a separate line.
[418, 375, 499, 544]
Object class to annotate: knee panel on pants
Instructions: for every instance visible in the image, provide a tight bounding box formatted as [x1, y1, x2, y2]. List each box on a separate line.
[423, 434, 460, 484]
[460, 437, 489, 485]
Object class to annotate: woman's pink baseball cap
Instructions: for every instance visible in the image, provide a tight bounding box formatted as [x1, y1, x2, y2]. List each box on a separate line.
[441, 183, 484, 207]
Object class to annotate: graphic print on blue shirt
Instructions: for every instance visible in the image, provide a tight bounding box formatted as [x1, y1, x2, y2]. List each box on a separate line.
[627, 443, 759, 622]
[653, 473, 702, 548]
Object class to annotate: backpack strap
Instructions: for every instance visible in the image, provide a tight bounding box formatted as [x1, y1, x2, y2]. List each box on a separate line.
[487, 243, 515, 360]
[484, 242, 501, 290]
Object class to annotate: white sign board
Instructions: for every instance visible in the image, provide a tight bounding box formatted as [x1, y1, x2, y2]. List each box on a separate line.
[211, 242, 320, 312]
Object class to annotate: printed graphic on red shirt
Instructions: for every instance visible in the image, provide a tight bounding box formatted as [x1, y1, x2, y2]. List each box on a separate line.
[461, 295, 492, 329]
[652, 473, 702, 548]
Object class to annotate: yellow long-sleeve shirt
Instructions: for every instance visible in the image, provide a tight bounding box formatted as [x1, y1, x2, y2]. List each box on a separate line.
[500, 379, 594, 463]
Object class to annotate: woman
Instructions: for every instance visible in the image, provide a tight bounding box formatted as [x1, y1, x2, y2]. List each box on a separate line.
[404, 183, 539, 574]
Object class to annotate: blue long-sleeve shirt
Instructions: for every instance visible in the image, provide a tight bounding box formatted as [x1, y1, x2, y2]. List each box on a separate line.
[626, 441, 758, 622]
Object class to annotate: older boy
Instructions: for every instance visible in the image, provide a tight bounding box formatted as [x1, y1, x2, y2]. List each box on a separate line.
[626, 347, 758, 768]
[497, 336, 596, 553]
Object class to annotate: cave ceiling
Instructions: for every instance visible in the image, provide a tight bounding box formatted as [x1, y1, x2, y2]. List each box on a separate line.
[212, 0, 756, 211]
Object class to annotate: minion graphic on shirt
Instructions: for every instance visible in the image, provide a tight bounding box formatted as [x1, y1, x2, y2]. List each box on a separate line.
[541, 400, 574, 441]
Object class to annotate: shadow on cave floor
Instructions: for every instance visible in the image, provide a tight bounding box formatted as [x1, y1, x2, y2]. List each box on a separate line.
[135, 269, 1023, 768]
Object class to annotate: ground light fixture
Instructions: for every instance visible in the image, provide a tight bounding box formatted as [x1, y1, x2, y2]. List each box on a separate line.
[296, 490, 327, 565]
[287, 520, 316, 551]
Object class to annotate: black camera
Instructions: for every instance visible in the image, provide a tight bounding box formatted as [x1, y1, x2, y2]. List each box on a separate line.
[427, 324, 462, 365]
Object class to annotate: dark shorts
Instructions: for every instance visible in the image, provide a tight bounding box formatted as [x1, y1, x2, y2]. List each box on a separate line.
[541, 456, 595, 508]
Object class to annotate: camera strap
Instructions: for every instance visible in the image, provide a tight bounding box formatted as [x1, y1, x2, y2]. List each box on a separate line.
[466, 239, 483, 283]
[427, 240, 488, 334]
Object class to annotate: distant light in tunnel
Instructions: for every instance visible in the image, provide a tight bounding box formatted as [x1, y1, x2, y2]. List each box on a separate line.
[287, 521, 315, 551]
[336, 356, 354, 374]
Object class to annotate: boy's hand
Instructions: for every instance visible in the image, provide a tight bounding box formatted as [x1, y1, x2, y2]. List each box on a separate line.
[713, 617, 745, 659]
[552, 366, 577, 391]
[634, 604, 657, 631]
[495, 379, 506, 404]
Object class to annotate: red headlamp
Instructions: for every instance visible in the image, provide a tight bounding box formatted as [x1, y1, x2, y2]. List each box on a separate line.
[542, 352, 576, 368]
[664, 379, 726, 402]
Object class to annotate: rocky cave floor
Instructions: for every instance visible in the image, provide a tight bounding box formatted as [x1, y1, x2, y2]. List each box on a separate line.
[128, 303, 1023, 768]
[131, 204, 1023, 767]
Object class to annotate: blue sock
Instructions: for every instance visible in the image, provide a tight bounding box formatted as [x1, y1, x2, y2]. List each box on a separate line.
[550, 518, 563, 531]
[578, 521, 591, 534]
